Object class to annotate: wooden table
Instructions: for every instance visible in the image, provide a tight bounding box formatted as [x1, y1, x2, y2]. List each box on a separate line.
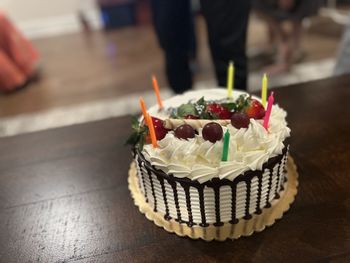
[1, 76, 350, 262]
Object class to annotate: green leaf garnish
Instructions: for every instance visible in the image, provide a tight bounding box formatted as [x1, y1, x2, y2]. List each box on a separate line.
[235, 94, 250, 112]
[177, 103, 197, 118]
[131, 115, 140, 130]
[196, 96, 205, 105]
[170, 108, 178, 118]
[221, 102, 237, 111]
[125, 115, 148, 150]
[167, 94, 251, 119]
[125, 131, 141, 146]
[195, 97, 207, 117]
[200, 111, 213, 119]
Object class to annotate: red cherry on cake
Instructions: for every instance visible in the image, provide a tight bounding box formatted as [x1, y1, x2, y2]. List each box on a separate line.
[151, 117, 168, 140]
[175, 124, 195, 140]
[151, 116, 164, 127]
[206, 103, 232, 119]
[185, 114, 199, 119]
[231, 112, 250, 129]
[245, 99, 265, 119]
[202, 122, 223, 143]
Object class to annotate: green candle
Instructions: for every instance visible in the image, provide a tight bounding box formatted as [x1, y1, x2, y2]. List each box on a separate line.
[221, 130, 230, 162]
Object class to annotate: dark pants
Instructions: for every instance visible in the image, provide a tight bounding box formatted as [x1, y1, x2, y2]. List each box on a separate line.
[150, 0, 195, 94]
[151, 0, 251, 93]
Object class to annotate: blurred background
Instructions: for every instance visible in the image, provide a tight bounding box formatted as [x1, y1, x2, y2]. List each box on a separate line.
[0, 0, 349, 137]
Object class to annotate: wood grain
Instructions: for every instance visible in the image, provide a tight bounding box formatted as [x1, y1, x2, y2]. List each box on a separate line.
[0, 76, 350, 262]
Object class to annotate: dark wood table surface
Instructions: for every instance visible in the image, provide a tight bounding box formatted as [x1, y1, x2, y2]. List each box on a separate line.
[1, 76, 350, 263]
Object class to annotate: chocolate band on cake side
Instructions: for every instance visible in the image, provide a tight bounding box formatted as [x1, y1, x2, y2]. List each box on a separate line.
[133, 145, 289, 227]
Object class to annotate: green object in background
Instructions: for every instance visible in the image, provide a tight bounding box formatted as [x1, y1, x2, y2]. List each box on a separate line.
[221, 130, 230, 162]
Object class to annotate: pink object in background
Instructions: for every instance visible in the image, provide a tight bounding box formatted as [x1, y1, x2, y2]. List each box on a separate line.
[0, 11, 39, 92]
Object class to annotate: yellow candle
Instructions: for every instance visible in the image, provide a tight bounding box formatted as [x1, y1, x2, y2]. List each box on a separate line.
[227, 61, 234, 98]
[152, 75, 164, 110]
[261, 73, 268, 108]
[146, 113, 158, 148]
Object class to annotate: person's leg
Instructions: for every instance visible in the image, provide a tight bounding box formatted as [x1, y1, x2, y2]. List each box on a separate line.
[263, 18, 293, 75]
[290, 19, 304, 62]
[271, 21, 292, 70]
[200, 0, 251, 90]
[267, 21, 277, 49]
[267, 19, 305, 74]
[150, 0, 193, 94]
[188, 11, 197, 61]
[254, 10, 286, 58]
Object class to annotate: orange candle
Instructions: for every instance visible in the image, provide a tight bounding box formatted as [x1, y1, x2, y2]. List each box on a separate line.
[146, 113, 158, 148]
[152, 75, 164, 110]
[139, 97, 148, 121]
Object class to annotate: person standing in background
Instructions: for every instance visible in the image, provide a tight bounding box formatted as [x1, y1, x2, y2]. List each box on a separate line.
[0, 11, 39, 93]
[150, 0, 251, 93]
[334, 24, 350, 76]
[254, 0, 320, 74]
[150, 0, 196, 94]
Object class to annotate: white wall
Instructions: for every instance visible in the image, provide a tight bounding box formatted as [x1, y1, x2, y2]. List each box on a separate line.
[0, 0, 102, 38]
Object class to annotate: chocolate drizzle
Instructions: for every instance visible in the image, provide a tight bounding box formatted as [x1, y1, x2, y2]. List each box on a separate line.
[230, 185, 238, 224]
[274, 159, 283, 199]
[255, 173, 263, 214]
[280, 156, 288, 192]
[147, 169, 157, 212]
[181, 183, 194, 226]
[169, 179, 182, 222]
[213, 179, 223, 226]
[198, 185, 208, 227]
[138, 159, 148, 203]
[280, 181, 285, 191]
[244, 181, 252, 220]
[265, 167, 274, 208]
[133, 145, 289, 227]
[136, 159, 142, 191]
[157, 175, 171, 220]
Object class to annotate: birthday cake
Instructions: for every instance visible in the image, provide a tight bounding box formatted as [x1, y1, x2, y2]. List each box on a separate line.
[127, 88, 297, 240]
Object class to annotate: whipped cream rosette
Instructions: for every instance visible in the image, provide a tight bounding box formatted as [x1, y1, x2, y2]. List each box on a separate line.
[143, 105, 290, 183]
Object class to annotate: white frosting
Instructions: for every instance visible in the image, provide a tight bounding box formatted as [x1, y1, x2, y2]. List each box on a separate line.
[143, 89, 290, 183]
[136, 153, 288, 224]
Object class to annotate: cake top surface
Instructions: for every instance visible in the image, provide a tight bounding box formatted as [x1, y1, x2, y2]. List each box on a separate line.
[148, 89, 251, 119]
[132, 88, 290, 183]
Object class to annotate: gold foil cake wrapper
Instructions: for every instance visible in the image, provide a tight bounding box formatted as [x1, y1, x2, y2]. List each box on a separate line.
[128, 156, 298, 241]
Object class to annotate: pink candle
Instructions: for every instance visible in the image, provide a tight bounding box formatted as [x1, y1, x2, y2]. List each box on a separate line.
[263, 92, 274, 130]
